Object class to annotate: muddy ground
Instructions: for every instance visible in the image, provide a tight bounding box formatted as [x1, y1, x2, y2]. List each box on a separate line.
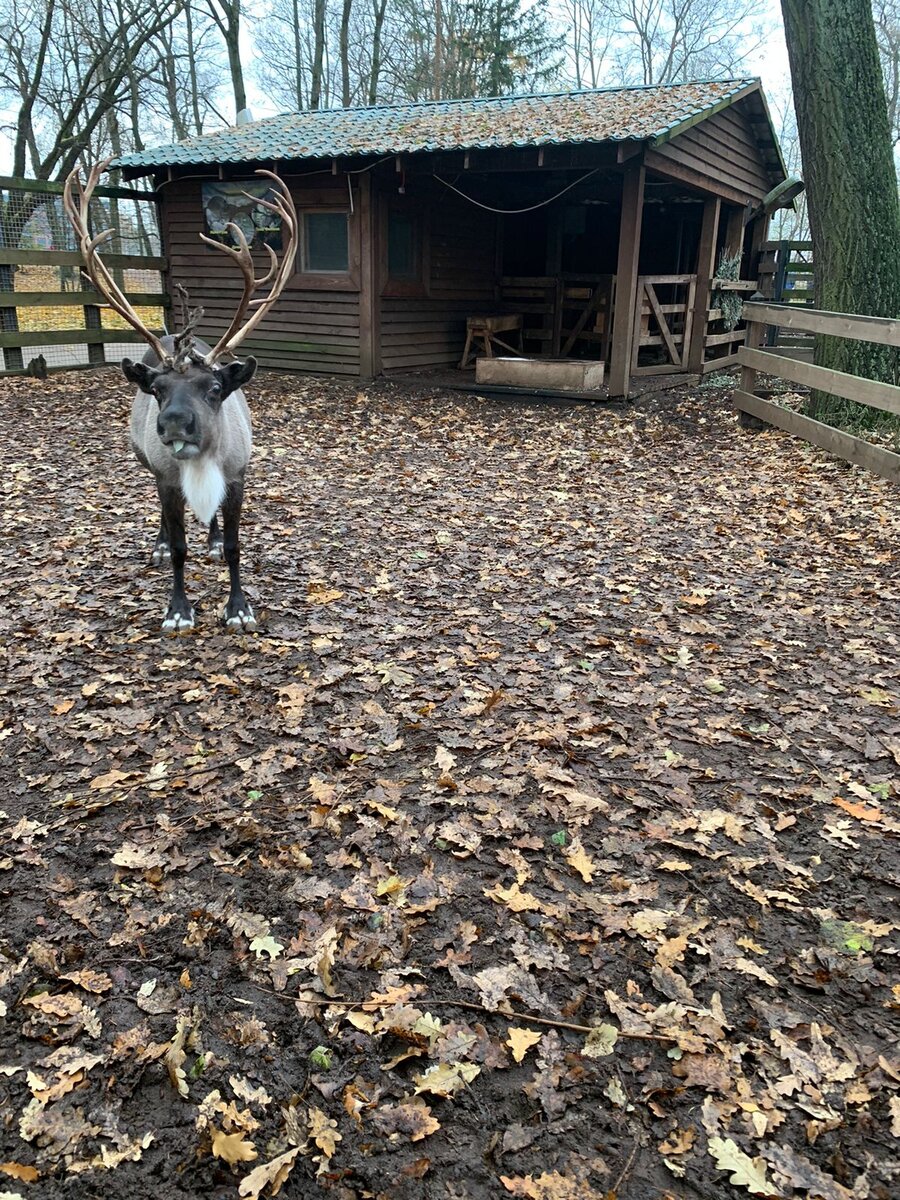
[0, 368, 898, 1200]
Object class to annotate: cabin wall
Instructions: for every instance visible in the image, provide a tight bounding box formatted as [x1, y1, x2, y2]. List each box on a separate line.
[160, 176, 361, 376]
[651, 104, 774, 203]
[379, 181, 498, 372]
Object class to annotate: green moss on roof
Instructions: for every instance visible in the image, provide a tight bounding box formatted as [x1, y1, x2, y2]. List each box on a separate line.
[116, 79, 759, 169]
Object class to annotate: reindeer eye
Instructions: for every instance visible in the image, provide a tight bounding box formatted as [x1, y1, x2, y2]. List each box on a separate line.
[209, 382, 222, 397]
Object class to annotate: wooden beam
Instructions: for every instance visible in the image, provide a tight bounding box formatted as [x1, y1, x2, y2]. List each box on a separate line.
[0, 173, 156, 200]
[733, 390, 900, 484]
[644, 149, 752, 206]
[608, 159, 645, 397]
[357, 172, 380, 379]
[686, 196, 720, 372]
[723, 206, 745, 259]
[742, 301, 900, 346]
[0, 248, 165, 270]
[739, 344, 900, 416]
[0, 291, 165, 307]
[0, 328, 153, 348]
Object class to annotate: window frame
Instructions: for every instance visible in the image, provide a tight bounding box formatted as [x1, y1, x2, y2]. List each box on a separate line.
[291, 206, 360, 292]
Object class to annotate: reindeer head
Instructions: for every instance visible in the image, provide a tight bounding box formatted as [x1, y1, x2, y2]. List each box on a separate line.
[64, 161, 297, 457]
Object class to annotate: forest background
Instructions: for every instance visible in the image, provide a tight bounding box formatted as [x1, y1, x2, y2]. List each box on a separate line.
[2, 0, 899, 242]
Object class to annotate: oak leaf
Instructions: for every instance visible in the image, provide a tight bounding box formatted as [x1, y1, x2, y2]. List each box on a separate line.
[238, 1147, 301, 1198]
[372, 1098, 440, 1142]
[412, 1061, 480, 1097]
[563, 839, 595, 883]
[500, 1171, 603, 1198]
[307, 1106, 341, 1158]
[484, 881, 541, 912]
[708, 1136, 770, 1195]
[211, 1129, 257, 1164]
[506, 1027, 542, 1063]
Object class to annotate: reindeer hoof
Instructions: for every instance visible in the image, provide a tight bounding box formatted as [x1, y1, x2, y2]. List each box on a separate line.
[208, 540, 224, 562]
[162, 608, 195, 633]
[223, 604, 257, 632]
[151, 542, 171, 566]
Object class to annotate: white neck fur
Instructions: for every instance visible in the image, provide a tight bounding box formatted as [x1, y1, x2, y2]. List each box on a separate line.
[180, 458, 226, 525]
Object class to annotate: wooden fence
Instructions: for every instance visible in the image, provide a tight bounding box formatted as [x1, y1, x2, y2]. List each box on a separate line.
[756, 240, 814, 359]
[736, 300, 900, 484]
[0, 173, 167, 375]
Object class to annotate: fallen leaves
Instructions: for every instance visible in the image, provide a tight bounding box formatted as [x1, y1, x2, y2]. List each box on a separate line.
[0, 373, 898, 1198]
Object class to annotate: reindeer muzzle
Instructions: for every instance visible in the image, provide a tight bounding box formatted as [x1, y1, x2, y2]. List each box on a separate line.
[166, 439, 201, 460]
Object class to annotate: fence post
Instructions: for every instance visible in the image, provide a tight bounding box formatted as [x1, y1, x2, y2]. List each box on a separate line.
[737, 303, 764, 428]
[83, 299, 105, 367]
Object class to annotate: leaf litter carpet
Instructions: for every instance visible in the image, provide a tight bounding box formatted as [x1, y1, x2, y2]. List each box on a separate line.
[0, 370, 898, 1200]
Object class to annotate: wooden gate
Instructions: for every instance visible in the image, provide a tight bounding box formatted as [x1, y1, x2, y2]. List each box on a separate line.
[631, 274, 696, 375]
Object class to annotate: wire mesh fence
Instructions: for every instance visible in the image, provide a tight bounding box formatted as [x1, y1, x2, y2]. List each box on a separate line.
[0, 176, 166, 374]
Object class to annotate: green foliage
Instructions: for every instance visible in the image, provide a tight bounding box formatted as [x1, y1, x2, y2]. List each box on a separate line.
[712, 251, 743, 332]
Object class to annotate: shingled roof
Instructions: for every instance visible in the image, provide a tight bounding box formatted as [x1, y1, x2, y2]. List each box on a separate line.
[116, 79, 763, 170]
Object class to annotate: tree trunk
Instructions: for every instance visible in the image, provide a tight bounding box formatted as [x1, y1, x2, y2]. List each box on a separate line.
[186, 2, 204, 132]
[292, 0, 304, 108]
[781, 0, 900, 421]
[434, 0, 443, 99]
[340, 0, 353, 105]
[207, 0, 247, 118]
[368, 0, 388, 104]
[310, 0, 326, 109]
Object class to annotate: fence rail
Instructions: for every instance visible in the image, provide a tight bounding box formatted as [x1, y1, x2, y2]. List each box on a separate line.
[0, 173, 166, 375]
[735, 300, 900, 485]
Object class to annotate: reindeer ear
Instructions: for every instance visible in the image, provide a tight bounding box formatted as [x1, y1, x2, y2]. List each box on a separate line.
[218, 356, 258, 398]
[122, 359, 163, 393]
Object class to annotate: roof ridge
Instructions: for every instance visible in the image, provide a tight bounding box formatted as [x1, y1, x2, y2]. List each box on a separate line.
[242, 78, 758, 128]
[114, 79, 777, 174]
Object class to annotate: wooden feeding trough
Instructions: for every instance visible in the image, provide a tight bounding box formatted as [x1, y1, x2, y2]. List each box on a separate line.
[475, 356, 605, 391]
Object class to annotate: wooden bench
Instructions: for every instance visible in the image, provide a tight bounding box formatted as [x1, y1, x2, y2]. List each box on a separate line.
[459, 313, 524, 368]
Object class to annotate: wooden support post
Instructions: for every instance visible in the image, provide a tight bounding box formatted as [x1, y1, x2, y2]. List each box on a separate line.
[723, 206, 744, 260]
[608, 159, 645, 397]
[736, 315, 765, 427]
[686, 196, 720, 373]
[0, 263, 23, 372]
[545, 209, 563, 356]
[357, 172, 380, 380]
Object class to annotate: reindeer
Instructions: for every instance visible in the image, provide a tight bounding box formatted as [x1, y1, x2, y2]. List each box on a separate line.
[63, 162, 297, 632]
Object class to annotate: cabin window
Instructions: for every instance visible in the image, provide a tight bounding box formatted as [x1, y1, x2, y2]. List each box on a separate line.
[303, 211, 350, 273]
[387, 210, 418, 279]
[383, 203, 428, 296]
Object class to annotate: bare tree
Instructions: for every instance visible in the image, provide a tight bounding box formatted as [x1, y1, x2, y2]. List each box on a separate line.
[0, 0, 186, 181]
[204, 0, 247, 118]
[564, 0, 615, 87]
[558, 0, 767, 89]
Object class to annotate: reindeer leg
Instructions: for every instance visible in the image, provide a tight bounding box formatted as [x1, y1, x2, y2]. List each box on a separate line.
[151, 512, 171, 566]
[207, 514, 224, 561]
[221, 477, 256, 631]
[158, 483, 194, 632]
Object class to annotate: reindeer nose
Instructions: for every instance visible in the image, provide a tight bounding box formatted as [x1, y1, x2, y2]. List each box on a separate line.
[157, 407, 197, 440]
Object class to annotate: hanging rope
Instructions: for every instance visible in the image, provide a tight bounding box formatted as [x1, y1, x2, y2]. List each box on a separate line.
[434, 167, 601, 214]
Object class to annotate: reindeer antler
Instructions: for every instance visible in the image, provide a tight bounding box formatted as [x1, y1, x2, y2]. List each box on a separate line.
[63, 158, 173, 366]
[198, 170, 298, 364]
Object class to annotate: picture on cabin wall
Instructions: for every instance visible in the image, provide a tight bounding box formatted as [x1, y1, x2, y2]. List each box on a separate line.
[201, 180, 283, 251]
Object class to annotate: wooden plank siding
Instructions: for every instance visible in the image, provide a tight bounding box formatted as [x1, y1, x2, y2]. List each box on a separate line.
[160, 177, 362, 376]
[650, 103, 774, 203]
[380, 183, 497, 372]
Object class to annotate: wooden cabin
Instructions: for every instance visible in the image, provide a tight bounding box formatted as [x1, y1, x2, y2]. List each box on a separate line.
[116, 80, 791, 396]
